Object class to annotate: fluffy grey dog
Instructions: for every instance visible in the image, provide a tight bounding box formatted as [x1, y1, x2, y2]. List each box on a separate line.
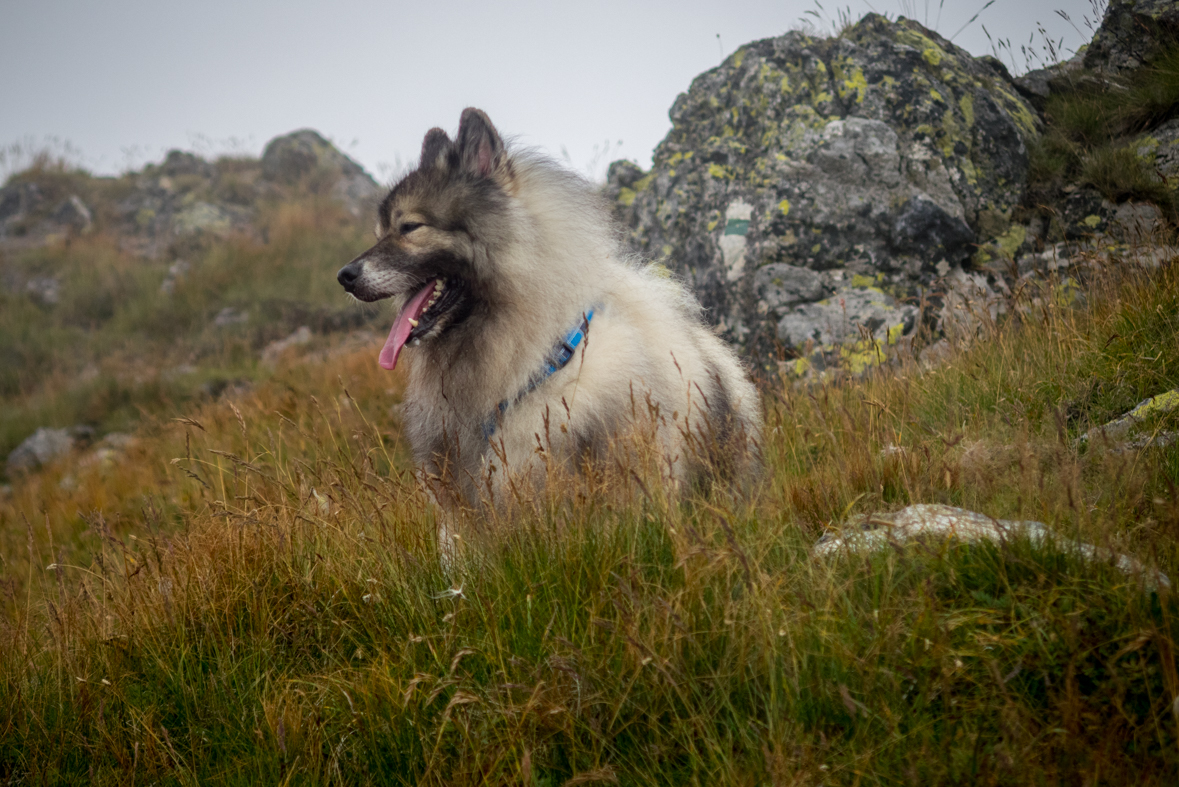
[338, 108, 761, 512]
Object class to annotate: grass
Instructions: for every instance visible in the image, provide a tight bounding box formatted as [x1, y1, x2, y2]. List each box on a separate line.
[1025, 44, 1179, 221]
[0, 221, 1177, 783]
[0, 199, 380, 468]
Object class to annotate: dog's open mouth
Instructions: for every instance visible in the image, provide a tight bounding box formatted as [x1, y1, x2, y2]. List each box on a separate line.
[378, 277, 464, 369]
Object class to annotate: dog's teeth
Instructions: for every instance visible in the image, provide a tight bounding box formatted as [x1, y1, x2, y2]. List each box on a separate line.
[408, 318, 419, 327]
[434, 281, 444, 292]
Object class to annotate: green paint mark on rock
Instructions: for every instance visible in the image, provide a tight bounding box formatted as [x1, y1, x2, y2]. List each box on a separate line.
[724, 218, 750, 236]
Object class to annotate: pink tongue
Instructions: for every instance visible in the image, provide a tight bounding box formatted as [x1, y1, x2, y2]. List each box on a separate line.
[378, 281, 438, 370]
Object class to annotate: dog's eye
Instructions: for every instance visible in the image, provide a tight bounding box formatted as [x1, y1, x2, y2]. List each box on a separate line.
[399, 222, 424, 235]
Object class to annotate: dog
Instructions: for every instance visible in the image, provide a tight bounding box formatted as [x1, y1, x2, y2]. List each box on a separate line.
[337, 108, 762, 514]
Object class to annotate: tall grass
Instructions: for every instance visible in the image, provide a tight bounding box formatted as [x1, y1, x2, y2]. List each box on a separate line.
[0, 199, 378, 466]
[1026, 43, 1179, 218]
[1, 238, 1177, 783]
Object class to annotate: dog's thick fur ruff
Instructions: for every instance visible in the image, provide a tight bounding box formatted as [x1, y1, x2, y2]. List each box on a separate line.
[338, 109, 762, 510]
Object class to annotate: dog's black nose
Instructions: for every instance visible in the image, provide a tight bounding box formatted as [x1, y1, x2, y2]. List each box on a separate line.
[337, 262, 361, 291]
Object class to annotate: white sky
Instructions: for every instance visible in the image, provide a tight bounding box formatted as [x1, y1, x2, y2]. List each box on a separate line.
[1, 0, 1102, 183]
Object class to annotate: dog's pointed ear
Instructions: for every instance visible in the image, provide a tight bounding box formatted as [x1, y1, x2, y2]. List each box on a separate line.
[456, 108, 504, 178]
[420, 128, 451, 169]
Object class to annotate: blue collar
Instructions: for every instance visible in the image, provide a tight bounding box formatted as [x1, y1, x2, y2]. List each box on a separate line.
[482, 307, 596, 440]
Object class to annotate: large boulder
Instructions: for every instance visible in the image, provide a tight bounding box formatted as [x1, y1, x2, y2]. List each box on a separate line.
[261, 129, 381, 215]
[1085, 0, 1179, 76]
[607, 14, 1039, 372]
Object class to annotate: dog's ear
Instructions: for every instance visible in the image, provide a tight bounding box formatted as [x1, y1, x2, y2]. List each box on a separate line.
[456, 108, 504, 178]
[420, 128, 451, 170]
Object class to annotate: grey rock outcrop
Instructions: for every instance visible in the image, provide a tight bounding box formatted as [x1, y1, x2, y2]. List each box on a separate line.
[607, 14, 1039, 372]
[261, 129, 380, 216]
[813, 503, 1170, 589]
[1, 130, 382, 259]
[1085, 0, 1179, 76]
[6, 426, 92, 475]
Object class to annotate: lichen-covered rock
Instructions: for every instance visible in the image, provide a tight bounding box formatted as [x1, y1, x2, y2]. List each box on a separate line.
[607, 14, 1038, 372]
[1085, 0, 1179, 76]
[261, 129, 380, 215]
[1133, 117, 1179, 200]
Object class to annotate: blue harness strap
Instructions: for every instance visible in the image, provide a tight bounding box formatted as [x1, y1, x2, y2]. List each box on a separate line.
[482, 307, 595, 440]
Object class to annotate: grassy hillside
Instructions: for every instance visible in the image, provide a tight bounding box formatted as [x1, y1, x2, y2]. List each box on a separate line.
[0, 198, 378, 465]
[0, 211, 1177, 783]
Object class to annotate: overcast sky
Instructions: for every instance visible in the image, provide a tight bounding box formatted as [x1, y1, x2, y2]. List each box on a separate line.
[1, 0, 1102, 183]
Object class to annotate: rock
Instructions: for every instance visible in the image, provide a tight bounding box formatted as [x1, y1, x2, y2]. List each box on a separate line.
[607, 14, 1038, 370]
[6, 426, 91, 474]
[261, 129, 381, 215]
[1013, 53, 1087, 111]
[25, 276, 60, 306]
[261, 325, 313, 364]
[813, 503, 1170, 589]
[0, 182, 45, 235]
[1080, 388, 1179, 449]
[78, 432, 140, 470]
[159, 259, 190, 294]
[1085, 0, 1179, 76]
[213, 306, 249, 327]
[199, 377, 252, 399]
[50, 195, 93, 234]
[158, 149, 215, 179]
[1134, 116, 1179, 186]
[1110, 201, 1166, 244]
[776, 284, 916, 348]
[938, 267, 1003, 340]
[172, 201, 234, 236]
[754, 262, 827, 311]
